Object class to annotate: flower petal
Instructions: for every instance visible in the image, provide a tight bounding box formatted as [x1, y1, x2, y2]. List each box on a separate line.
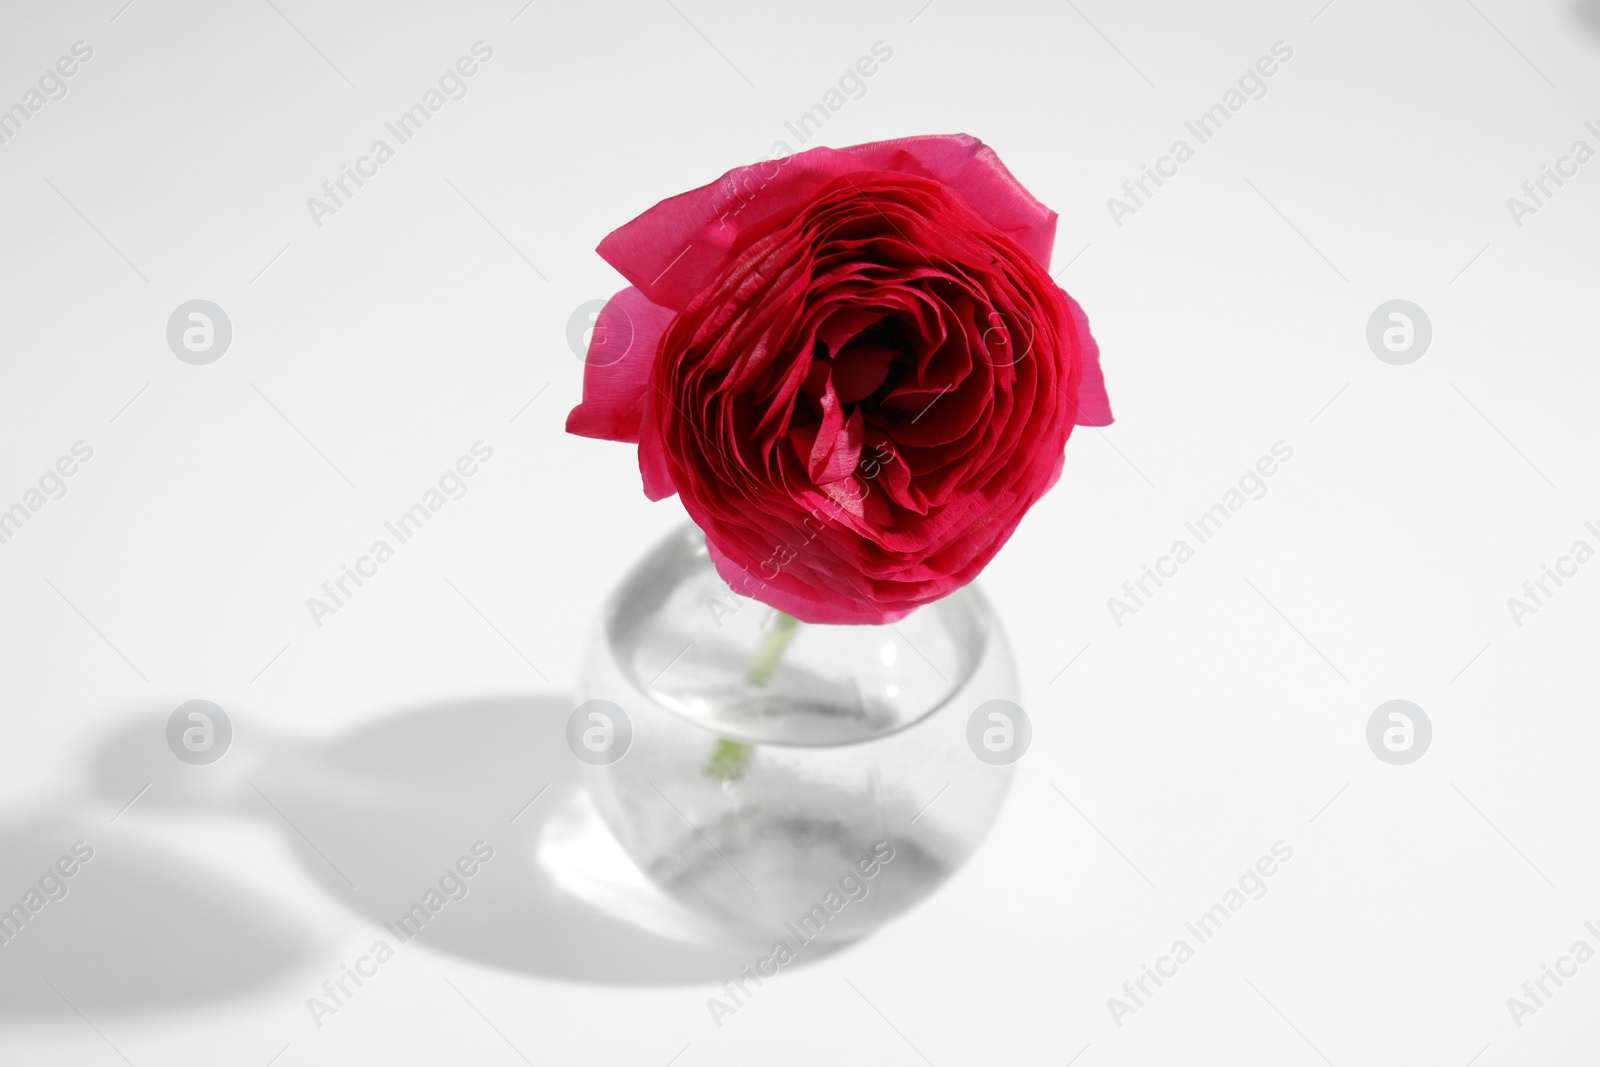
[811, 407, 866, 485]
[597, 135, 1061, 307]
[832, 345, 896, 403]
[706, 536, 911, 625]
[564, 287, 675, 443]
[842, 134, 1059, 270]
[596, 147, 869, 310]
[637, 384, 677, 501]
[1064, 292, 1113, 426]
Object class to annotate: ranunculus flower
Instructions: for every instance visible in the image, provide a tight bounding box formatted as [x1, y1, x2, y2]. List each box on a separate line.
[567, 134, 1112, 624]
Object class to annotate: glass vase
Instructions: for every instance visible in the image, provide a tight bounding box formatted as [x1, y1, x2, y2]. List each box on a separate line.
[574, 524, 1021, 946]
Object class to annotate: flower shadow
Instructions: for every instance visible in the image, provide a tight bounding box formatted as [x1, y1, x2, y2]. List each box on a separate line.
[0, 816, 313, 1019]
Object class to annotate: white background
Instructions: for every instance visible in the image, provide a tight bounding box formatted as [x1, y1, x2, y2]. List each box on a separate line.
[2, 0, 1599, 1063]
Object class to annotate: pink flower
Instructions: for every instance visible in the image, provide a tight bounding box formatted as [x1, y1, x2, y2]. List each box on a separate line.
[568, 134, 1112, 624]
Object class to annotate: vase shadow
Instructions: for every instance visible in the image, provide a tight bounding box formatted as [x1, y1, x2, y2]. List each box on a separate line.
[83, 694, 811, 988]
[0, 817, 313, 1019]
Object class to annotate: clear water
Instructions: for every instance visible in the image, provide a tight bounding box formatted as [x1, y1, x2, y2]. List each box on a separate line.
[578, 525, 1020, 944]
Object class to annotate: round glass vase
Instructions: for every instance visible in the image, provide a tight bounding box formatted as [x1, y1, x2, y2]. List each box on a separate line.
[575, 523, 1020, 946]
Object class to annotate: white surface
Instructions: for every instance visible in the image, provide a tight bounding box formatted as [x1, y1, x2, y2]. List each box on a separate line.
[2, 0, 1599, 1063]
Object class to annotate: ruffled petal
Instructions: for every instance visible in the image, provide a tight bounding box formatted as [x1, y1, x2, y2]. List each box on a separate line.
[565, 287, 675, 442]
[843, 134, 1059, 270]
[1064, 292, 1113, 426]
[596, 147, 870, 310]
[596, 135, 1061, 307]
[706, 536, 911, 625]
[637, 380, 677, 501]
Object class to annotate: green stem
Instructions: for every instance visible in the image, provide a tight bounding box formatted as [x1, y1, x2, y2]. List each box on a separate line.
[703, 737, 752, 783]
[706, 612, 803, 783]
[745, 611, 802, 686]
